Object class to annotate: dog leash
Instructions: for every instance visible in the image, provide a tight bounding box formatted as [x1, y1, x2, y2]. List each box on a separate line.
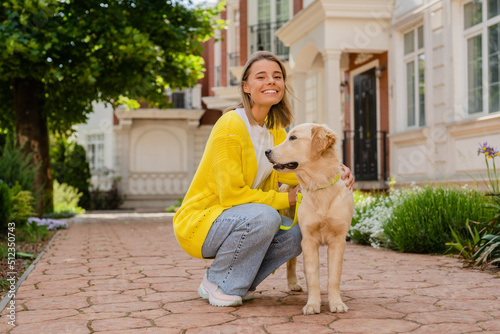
[279, 190, 302, 231]
[279, 173, 342, 230]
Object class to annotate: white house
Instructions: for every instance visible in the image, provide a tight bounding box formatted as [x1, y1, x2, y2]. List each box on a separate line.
[207, 0, 500, 191]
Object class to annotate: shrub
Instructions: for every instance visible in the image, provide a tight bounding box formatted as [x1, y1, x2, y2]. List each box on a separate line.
[165, 197, 183, 213]
[384, 186, 492, 254]
[51, 135, 91, 209]
[449, 194, 500, 269]
[53, 180, 85, 215]
[0, 137, 38, 192]
[0, 181, 12, 233]
[9, 183, 35, 225]
[349, 191, 393, 247]
[89, 178, 123, 210]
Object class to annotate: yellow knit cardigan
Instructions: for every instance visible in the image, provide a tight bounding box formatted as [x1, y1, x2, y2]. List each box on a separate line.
[173, 110, 298, 258]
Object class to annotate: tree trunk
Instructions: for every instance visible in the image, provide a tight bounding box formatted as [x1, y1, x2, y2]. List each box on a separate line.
[13, 77, 53, 216]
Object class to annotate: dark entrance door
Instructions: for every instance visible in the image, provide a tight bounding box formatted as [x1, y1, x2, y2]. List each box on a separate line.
[353, 68, 378, 181]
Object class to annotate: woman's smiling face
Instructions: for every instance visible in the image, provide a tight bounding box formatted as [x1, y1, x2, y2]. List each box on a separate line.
[243, 59, 285, 110]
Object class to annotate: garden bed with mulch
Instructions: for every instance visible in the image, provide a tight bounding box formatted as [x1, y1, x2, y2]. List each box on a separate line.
[0, 231, 56, 300]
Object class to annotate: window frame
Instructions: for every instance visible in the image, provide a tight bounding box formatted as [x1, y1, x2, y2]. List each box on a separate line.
[251, 0, 292, 58]
[403, 24, 426, 128]
[87, 133, 105, 171]
[463, 0, 500, 115]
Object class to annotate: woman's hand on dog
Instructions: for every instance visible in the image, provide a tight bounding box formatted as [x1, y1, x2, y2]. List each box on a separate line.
[340, 164, 354, 190]
[288, 185, 301, 206]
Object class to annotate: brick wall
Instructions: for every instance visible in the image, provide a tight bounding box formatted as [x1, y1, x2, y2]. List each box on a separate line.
[293, 0, 303, 15]
[239, 0, 247, 66]
[221, 9, 227, 87]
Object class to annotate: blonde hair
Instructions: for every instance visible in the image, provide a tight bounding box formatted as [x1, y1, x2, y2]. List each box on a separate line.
[225, 51, 294, 129]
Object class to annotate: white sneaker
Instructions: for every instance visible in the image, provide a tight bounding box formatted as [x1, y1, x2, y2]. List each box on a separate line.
[198, 274, 242, 307]
[243, 291, 255, 301]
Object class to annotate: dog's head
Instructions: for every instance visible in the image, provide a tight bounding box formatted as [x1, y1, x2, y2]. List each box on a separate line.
[265, 123, 337, 172]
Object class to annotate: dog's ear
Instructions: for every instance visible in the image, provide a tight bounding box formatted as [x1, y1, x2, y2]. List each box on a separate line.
[310, 125, 337, 160]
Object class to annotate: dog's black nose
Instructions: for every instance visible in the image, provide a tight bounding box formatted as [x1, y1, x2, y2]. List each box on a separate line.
[265, 149, 271, 157]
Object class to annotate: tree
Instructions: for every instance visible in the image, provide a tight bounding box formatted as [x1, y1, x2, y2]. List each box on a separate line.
[51, 135, 91, 209]
[0, 0, 224, 215]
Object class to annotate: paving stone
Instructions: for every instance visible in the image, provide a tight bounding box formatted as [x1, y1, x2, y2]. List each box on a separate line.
[128, 309, 171, 319]
[14, 309, 80, 325]
[10, 319, 91, 334]
[329, 318, 420, 333]
[478, 319, 500, 331]
[95, 328, 181, 334]
[409, 323, 483, 333]
[90, 317, 152, 332]
[0, 322, 14, 333]
[265, 322, 337, 334]
[163, 299, 239, 314]
[83, 301, 161, 313]
[90, 293, 140, 305]
[141, 291, 202, 303]
[436, 298, 500, 312]
[335, 304, 405, 319]
[154, 312, 236, 329]
[186, 324, 268, 333]
[406, 310, 492, 324]
[232, 305, 303, 317]
[2, 218, 498, 333]
[292, 313, 337, 325]
[23, 295, 89, 310]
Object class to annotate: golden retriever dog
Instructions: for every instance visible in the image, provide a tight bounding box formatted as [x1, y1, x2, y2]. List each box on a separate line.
[265, 123, 354, 315]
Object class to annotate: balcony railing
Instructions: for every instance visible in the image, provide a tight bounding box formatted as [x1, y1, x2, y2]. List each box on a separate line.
[228, 52, 239, 67]
[171, 92, 185, 108]
[342, 130, 388, 182]
[249, 20, 289, 61]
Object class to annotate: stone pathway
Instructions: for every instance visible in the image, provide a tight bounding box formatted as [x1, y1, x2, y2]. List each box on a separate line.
[1, 213, 499, 333]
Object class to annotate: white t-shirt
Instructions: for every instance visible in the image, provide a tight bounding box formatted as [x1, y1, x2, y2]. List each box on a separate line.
[234, 108, 274, 189]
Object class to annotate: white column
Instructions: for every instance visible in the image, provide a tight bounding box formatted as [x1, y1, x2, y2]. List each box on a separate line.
[292, 70, 307, 125]
[321, 49, 342, 136]
[113, 117, 132, 200]
[186, 119, 199, 186]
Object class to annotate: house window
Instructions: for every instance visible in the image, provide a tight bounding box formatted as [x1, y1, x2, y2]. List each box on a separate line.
[404, 25, 425, 127]
[250, 0, 290, 60]
[87, 134, 105, 171]
[464, 0, 500, 114]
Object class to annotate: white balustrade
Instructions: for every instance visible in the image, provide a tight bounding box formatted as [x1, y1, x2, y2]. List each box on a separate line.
[128, 172, 188, 195]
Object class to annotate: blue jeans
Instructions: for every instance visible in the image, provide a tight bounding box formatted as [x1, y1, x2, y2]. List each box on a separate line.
[201, 203, 302, 297]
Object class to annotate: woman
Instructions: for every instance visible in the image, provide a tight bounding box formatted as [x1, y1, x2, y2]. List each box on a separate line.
[173, 51, 354, 307]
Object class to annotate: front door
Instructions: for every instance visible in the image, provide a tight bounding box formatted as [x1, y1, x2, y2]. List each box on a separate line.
[353, 68, 378, 181]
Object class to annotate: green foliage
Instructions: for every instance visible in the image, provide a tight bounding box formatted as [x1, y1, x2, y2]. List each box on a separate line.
[0, 181, 12, 233]
[446, 219, 482, 258]
[0, 0, 225, 216]
[0, 0, 226, 132]
[17, 220, 50, 244]
[349, 191, 390, 246]
[451, 194, 500, 269]
[89, 179, 123, 210]
[50, 135, 91, 209]
[470, 233, 500, 268]
[165, 197, 183, 213]
[384, 186, 492, 254]
[477, 142, 499, 193]
[9, 183, 35, 224]
[53, 180, 85, 215]
[0, 137, 38, 192]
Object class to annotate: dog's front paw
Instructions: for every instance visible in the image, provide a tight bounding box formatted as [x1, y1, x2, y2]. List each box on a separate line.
[288, 283, 302, 291]
[302, 302, 321, 315]
[330, 301, 348, 313]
